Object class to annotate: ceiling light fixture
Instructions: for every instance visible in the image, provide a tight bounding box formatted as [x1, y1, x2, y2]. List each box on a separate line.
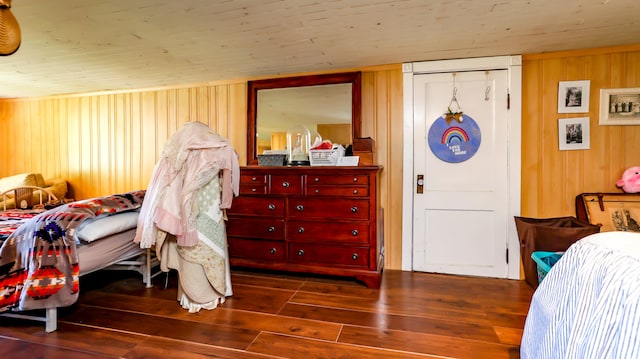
[0, 0, 21, 56]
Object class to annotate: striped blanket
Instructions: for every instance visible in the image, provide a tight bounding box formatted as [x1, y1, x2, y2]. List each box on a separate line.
[521, 231, 640, 358]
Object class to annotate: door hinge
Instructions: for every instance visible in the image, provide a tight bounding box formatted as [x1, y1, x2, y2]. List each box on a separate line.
[506, 248, 509, 264]
[507, 92, 511, 110]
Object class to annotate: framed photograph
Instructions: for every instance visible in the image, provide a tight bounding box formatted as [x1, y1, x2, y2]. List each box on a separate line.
[558, 117, 590, 151]
[599, 87, 640, 125]
[558, 80, 590, 113]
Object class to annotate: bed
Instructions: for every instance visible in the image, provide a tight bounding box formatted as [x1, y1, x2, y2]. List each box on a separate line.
[0, 188, 156, 332]
[521, 231, 640, 358]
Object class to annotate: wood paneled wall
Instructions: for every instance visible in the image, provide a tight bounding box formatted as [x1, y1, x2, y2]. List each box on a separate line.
[522, 44, 640, 218]
[3, 42, 637, 271]
[0, 84, 248, 200]
[0, 66, 405, 270]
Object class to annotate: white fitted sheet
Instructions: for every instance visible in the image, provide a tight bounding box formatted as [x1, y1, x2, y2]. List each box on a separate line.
[77, 228, 143, 275]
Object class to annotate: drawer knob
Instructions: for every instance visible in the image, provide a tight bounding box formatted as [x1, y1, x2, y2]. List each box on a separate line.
[298, 227, 305, 234]
[268, 204, 276, 210]
[353, 189, 358, 195]
[298, 249, 305, 256]
[282, 181, 290, 188]
[352, 253, 359, 260]
[296, 204, 304, 211]
[270, 248, 277, 254]
[252, 177, 257, 181]
[268, 226, 275, 233]
[315, 189, 320, 194]
[252, 188, 257, 192]
[351, 206, 358, 213]
[352, 230, 358, 236]
[314, 177, 320, 182]
[353, 177, 358, 182]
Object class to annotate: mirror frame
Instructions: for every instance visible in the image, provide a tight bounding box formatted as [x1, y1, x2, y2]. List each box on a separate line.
[247, 71, 361, 165]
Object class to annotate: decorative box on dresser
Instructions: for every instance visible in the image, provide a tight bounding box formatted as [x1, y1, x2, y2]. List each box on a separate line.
[226, 166, 383, 288]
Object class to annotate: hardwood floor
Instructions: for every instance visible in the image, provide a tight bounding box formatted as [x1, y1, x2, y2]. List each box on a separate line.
[0, 268, 534, 358]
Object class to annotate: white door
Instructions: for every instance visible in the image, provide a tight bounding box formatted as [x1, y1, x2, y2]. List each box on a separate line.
[412, 70, 510, 278]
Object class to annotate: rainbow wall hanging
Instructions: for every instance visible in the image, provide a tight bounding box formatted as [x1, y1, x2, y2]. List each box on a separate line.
[427, 114, 481, 163]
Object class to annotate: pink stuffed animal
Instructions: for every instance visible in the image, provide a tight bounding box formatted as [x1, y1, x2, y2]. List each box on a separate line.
[616, 166, 640, 193]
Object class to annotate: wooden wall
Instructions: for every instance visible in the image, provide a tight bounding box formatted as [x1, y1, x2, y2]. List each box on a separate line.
[522, 44, 640, 217]
[2, 43, 638, 270]
[0, 66, 405, 270]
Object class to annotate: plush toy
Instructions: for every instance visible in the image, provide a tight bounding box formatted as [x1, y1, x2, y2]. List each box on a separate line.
[616, 166, 640, 193]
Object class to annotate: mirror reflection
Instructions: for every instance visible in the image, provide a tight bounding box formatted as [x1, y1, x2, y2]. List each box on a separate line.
[256, 83, 352, 154]
[247, 72, 361, 165]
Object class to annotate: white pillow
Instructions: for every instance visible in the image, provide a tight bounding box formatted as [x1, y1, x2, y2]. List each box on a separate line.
[77, 211, 139, 243]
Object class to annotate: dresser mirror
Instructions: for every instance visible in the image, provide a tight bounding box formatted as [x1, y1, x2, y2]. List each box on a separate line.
[247, 72, 361, 165]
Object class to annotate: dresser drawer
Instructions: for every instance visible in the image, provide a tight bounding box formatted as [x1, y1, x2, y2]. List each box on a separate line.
[239, 173, 267, 195]
[270, 175, 303, 195]
[227, 217, 284, 239]
[287, 220, 369, 243]
[239, 184, 268, 195]
[228, 238, 285, 261]
[307, 174, 369, 186]
[241, 174, 267, 184]
[288, 243, 369, 267]
[227, 197, 285, 216]
[288, 198, 369, 220]
[307, 185, 368, 197]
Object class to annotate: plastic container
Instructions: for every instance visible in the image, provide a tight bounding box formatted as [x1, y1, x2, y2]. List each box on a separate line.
[309, 144, 345, 166]
[531, 251, 564, 283]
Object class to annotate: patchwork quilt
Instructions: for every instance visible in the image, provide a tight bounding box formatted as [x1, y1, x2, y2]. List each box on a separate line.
[0, 190, 145, 312]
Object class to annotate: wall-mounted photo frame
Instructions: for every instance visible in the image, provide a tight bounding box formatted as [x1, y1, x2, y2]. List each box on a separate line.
[558, 117, 590, 151]
[599, 87, 640, 125]
[558, 80, 590, 113]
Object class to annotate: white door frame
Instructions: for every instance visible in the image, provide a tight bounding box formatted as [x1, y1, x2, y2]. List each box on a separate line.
[401, 56, 522, 279]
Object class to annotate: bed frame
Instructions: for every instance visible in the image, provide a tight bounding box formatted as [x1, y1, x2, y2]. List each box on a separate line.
[0, 185, 59, 211]
[0, 186, 160, 332]
[1, 248, 159, 332]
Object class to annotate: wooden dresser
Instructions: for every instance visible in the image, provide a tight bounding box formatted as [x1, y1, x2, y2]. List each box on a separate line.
[226, 166, 383, 288]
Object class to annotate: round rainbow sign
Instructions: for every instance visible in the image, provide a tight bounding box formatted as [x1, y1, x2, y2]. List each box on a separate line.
[427, 114, 481, 163]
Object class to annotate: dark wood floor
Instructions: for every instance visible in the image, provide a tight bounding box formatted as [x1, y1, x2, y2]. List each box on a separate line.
[0, 268, 534, 358]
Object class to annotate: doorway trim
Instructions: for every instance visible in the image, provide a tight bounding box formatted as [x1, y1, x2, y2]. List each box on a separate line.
[401, 56, 523, 279]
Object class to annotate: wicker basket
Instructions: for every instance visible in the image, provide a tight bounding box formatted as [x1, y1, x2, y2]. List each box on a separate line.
[257, 154, 287, 166]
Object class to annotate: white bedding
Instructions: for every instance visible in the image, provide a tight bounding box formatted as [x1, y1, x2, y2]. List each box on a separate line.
[78, 228, 144, 275]
[76, 211, 139, 243]
[521, 231, 640, 358]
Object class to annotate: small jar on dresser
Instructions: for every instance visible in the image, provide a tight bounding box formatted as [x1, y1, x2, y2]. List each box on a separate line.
[226, 165, 383, 288]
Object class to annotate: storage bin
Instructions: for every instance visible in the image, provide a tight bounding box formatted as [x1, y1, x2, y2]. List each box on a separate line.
[257, 154, 287, 166]
[531, 251, 564, 283]
[514, 216, 600, 288]
[309, 145, 345, 166]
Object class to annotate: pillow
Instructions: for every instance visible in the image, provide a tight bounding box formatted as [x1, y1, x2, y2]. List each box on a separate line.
[77, 211, 139, 243]
[0, 173, 40, 193]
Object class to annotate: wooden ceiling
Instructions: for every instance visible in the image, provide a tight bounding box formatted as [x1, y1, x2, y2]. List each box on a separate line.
[1, 0, 639, 99]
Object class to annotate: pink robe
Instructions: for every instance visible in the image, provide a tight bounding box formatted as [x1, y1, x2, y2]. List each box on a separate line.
[135, 122, 239, 248]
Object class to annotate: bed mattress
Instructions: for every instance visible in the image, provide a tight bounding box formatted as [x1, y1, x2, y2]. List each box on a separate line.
[77, 228, 143, 275]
